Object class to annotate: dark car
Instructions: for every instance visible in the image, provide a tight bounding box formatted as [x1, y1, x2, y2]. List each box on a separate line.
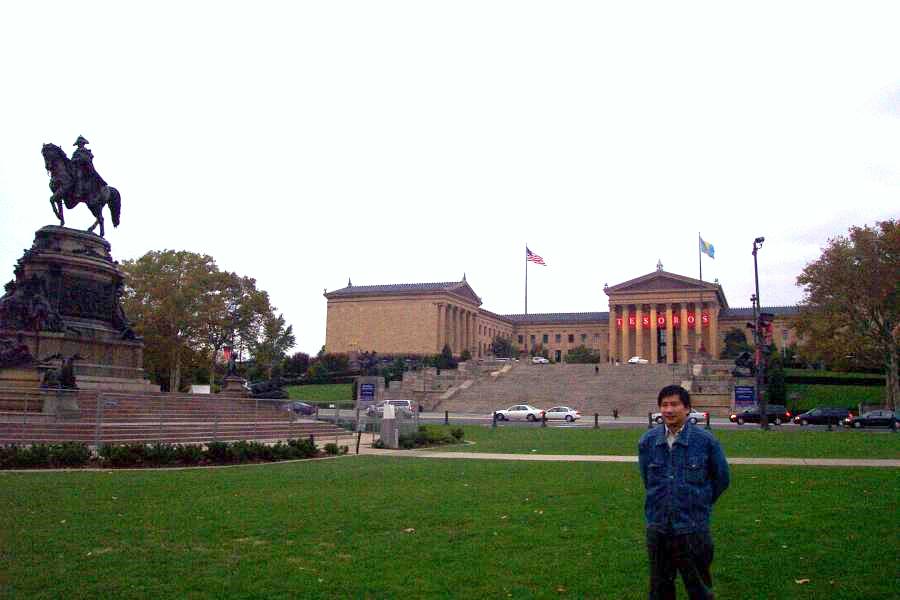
[290, 401, 316, 416]
[844, 410, 897, 429]
[729, 404, 791, 425]
[793, 407, 851, 426]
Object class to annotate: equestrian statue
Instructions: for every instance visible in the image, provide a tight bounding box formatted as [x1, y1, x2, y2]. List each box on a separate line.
[41, 136, 121, 237]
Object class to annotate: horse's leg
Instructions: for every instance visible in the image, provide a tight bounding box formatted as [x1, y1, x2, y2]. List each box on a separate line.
[58, 199, 65, 226]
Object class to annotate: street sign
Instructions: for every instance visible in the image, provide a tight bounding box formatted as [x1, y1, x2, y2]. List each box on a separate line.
[734, 385, 755, 406]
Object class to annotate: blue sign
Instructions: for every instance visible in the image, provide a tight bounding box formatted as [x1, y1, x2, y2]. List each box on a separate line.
[734, 385, 755, 405]
[359, 383, 375, 401]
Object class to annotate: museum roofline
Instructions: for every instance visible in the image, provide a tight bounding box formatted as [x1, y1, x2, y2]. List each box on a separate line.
[324, 280, 483, 305]
[720, 305, 801, 318]
[501, 312, 610, 324]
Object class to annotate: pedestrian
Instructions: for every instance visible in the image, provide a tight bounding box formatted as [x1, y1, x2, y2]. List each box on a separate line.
[638, 385, 730, 599]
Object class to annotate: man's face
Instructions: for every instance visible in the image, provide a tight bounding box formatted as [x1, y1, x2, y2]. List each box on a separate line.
[659, 394, 689, 429]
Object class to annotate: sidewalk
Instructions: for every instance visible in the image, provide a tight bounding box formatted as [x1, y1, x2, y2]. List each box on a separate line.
[356, 446, 900, 467]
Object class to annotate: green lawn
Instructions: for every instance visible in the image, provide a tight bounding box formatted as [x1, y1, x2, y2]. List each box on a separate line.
[787, 383, 885, 412]
[2, 458, 897, 599]
[436, 426, 900, 459]
[785, 369, 884, 380]
[285, 384, 353, 406]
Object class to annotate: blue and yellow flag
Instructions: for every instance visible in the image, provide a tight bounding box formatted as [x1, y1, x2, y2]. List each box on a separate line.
[699, 236, 715, 258]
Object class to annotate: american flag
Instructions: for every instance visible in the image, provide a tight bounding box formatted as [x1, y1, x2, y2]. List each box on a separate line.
[526, 247, 546, 266]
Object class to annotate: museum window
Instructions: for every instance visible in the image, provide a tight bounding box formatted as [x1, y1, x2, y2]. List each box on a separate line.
[518, 335, 524, 344]
[542, 334, 548, 344]
[555, 334, 561, 343]
[568, 334, 574, 343]
[530, 335, 536, 344]
[581, 333, 587, 343]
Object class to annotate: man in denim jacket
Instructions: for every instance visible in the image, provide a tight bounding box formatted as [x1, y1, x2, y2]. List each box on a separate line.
[638, 385, 730, 599]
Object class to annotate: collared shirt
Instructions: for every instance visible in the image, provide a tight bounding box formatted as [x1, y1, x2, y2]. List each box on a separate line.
[665, 422, 685, 448]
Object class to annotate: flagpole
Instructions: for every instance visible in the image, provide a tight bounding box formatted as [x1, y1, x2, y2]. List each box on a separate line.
[698, 232, 703, 281]
[524, 244, 528, 315]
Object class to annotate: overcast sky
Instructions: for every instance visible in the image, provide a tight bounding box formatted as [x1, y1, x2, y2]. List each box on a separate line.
[1, 1, 898, 354]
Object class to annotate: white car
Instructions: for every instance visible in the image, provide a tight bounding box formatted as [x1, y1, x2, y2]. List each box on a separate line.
[627, 356, 649, 364]
[544, 406, 581, 422]
[366, 400, 414, 417]
[494, 404, 544, 421]
[531, 356, 550, 364]
[651, 410, 708, 425]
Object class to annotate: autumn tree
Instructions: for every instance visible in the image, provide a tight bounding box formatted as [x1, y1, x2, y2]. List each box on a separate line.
[796, 219, 899, 409]
[121, 250, 295, 391]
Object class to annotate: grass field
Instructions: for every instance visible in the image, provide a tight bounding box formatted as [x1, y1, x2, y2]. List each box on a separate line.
[785, 369, 884, 380]
[787, 383, 885, 412]
[2, 457, 897, 599]
[436, 426, 900, 459]
[285, 384, 353, 406]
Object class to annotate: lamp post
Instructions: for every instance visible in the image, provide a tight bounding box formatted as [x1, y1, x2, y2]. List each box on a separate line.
[752, 237, 767, 430]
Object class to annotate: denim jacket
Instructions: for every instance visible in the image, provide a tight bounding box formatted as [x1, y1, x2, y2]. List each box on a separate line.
[638, 422, 730, 534]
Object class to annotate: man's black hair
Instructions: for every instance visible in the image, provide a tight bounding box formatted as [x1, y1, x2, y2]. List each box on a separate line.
[657, 384, 691, 408]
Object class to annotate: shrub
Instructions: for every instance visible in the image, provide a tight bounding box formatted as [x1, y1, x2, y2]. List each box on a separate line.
[340, 445, 349, 455]
[398, 434, 416, 449]
[145, 442, 179, 466]
[0, 445, 19, 469]
[49, 442, 92, 467]
[19, 444, 52, 467]
[205, 441, 231, 463]
[175, 444, 204, 465]
[450, 427, 464, 441]
[324, 442, 340, 455]
[372, 438, 385, 449]
[287, 437, 318, 458]
[99, 443, 146, 468]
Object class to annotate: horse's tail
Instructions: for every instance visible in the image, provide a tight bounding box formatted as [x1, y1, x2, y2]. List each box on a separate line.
[107, 187, 121, 228]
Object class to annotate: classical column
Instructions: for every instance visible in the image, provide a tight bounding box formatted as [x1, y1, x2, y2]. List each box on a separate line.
[465, 311, 471, 356]
[665, 304, 674, 364]
[622, 305, 631, 361]
[679, 304, 689, 364]
[436, 303, 445, 352]
[650, 305, 658, 364]
[608, 305, 618, 363]
[694, 303, 703, 355]
[709, 306, 719, 359]
[635, 305, 643, 359]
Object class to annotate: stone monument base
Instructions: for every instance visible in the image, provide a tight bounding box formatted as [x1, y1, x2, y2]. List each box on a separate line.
[220, 375, 250, 397]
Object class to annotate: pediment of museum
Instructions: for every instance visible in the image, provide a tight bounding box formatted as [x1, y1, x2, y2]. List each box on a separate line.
[606, 271, 727, 305]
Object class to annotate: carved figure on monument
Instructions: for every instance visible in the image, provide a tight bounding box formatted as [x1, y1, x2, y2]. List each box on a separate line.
[732, 351, 756, 377]
[40, 353, 83, 389]
[0, 274, 65, 332]
[41, 136, 122, 237]
[0, 335, 34, 368]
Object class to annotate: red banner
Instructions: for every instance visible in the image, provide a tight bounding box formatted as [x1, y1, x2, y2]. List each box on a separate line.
[641, 315, 651, 329]
[672, 314, 680, 327]
[701, 312, 710, 326]
[616, 317, 623, 329]
[627, 315, 637, 327]
[687, 313, 696, 326]
[657, 315, 666, 328]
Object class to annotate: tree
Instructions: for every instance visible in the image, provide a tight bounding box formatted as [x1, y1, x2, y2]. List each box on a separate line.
[720, 328, 752, 360]
[565, 345, 602, 364]
[282, 352, 310, 378]
[796, 219, 899, 409]
[490, 335, 514, 358]
[766, 353, 787, 404]
[122, 251, 219, 392]
[121, 250, 296, 391]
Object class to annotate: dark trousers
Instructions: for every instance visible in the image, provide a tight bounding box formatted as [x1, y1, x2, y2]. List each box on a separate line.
[646, 528, 715, 600]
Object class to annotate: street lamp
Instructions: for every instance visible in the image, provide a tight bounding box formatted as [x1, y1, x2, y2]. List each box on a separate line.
[752, 237, 767, 430]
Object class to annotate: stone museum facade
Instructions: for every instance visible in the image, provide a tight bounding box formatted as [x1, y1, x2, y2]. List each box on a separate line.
[324, 269, 800, 364]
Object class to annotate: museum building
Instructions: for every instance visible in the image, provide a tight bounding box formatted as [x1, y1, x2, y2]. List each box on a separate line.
[324, 268, 800, 364]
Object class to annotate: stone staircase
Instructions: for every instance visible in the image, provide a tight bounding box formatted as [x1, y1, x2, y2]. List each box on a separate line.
[0, 388, 349, 445]
[437, 362, 691, 416]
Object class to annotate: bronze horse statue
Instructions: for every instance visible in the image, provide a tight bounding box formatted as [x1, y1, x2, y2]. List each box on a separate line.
[41, 137, 121, 237]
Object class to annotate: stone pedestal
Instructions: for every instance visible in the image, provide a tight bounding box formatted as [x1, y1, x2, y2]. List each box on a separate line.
[220, 375, 250, 397]
[0, 226, 158, 392]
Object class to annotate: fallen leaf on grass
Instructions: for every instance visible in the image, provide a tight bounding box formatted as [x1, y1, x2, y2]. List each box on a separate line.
[403, 528, 415, 533]
[795, 579, 810, 585]
[500, 515, 508, 519]
[557, 586, 567, 593]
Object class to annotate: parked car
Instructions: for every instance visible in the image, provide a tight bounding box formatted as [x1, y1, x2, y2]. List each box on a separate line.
[544, 406, 581, 422]
[494, 404, 544, 421]
[366, 400, 414, 417]
[627, 356, 649, 364]
[290, 401, 316, 416]
[651, 410, 708, 425]
[793, 407, 851, 426]
[531, 356, 550, 364]
[729, 404, 792, 425]
[844, 410, 897, 429]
